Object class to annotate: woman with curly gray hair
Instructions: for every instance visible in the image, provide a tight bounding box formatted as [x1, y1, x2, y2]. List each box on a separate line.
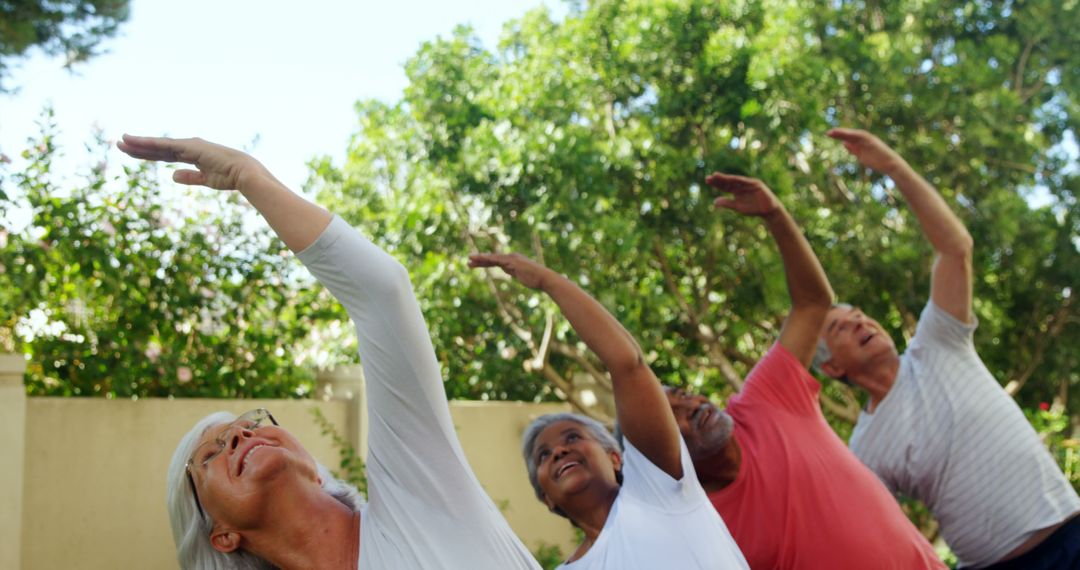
[469, 253, 747, 569]
[121, 135, 540, 570]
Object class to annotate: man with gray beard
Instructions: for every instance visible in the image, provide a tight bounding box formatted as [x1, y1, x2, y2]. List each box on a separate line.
[664, 170, 943, 569]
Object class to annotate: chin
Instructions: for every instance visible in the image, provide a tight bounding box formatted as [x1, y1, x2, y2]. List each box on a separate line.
[710, 413, 735, 447]
[689, 413, 734, 460]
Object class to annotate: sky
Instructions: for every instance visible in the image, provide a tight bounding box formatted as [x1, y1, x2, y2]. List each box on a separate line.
[1, 0, 1071, 218]
[1, 0, 566, 199]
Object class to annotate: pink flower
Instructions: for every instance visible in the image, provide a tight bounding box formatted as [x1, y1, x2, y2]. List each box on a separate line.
[177, 367, 193, 384]
[1039, 402, 1050, 411]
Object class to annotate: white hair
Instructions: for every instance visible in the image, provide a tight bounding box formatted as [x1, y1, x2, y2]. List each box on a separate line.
[167, 411, 365, 570]
[813, 303, 853, 382]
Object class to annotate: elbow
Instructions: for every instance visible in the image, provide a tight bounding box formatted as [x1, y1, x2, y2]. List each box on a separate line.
[794, 284, 834, 313]
[941, 232, 974, 261]
[608, 350, 649, 380]
[368, 254, 414, 297]
[387, 258, 413, 289]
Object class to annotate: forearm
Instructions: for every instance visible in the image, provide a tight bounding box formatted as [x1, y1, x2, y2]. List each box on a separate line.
[887, 162, 973, 256]
[764, 207, 833, 310]
[239, 170, 333, 253]
[542, 274, 645, 376]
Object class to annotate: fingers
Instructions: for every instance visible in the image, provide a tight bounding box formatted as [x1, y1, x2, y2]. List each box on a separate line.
[173, 169, 207, 186]
[826, 128, 868, 143]
[706, 172, 761, 194]
[116, 134, 197, 164]
[705, 172, 754, 187]
[467, 253, 510, 269]
[713, 197, 738, 210]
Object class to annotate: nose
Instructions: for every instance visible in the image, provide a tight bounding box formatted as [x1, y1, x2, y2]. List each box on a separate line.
[227, 426, 255, 451]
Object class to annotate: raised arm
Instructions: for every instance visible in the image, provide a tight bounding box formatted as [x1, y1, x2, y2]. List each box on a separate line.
[117, 135, 332, 251]
[119, 135, 518, 526]
[469, 254, 683, 479]
[706, 173, 833, 367]
[828, 128, 973, 323]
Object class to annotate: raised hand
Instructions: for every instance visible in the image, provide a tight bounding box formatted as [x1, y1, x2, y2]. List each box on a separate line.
[705, 173, 782, 218]
[117, 135, 268, 191]
[468, 253, 555, 291]
[827, 128, 906, 175]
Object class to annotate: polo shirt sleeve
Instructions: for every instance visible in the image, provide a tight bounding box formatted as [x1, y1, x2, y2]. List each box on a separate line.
[911, 300, 977, 353]
[737, 343, 821, 417]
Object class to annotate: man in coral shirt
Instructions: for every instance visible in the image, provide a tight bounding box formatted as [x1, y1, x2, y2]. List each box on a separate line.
[665, 172, 944, 569]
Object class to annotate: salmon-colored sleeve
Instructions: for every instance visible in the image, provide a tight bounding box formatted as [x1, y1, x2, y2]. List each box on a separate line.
[735, 343, 821, 417]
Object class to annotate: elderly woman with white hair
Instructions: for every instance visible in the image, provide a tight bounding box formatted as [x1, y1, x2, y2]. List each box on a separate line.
[468, 253, 748, 569]
[119, 135, 541, 570]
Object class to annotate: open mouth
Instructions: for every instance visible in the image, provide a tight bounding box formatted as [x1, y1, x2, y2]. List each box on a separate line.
[555, 461, 580, 479]
[238, 444, 270, 475]
[691, 404, 714, 429]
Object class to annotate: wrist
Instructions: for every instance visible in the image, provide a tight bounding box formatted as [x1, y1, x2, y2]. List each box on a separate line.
[237, 163, 277, 195]
[763, 206, 787, 223]
[539, 269, 569, 294]
[882, 157, 912, 179]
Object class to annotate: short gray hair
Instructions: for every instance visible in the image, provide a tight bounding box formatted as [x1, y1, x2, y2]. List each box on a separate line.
[521, 413, 621, 518]
[167, 411, 365, 569]
[813, 303, 852, 381]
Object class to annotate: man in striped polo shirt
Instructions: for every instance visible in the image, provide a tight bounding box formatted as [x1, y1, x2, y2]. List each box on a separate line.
[814, 128, 1080, 569]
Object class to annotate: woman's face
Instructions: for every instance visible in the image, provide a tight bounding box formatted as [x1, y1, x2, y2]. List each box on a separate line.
[188, 419, 321, 531]
[532, 420, 621, 511]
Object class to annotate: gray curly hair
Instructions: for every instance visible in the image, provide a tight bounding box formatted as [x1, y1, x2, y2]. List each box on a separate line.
[167, 411, 365, 570]
[521, 413, 623, 520]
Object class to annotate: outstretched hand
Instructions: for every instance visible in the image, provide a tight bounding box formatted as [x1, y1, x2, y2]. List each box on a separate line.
[827, 128, 906, 175]
[117, 135, 267, 191]
[468, 253, 555, 291]
[706, 173, 782, 218]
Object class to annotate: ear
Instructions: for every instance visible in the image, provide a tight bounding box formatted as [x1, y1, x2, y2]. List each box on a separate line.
[210, 528, 242, 554]
[820, 359, 845, 380]
[541, 491, 558, 513]
[609, 450, 622, 473]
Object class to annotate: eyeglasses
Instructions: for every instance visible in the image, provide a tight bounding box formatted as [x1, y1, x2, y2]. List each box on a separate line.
[185, 408, 279, 520]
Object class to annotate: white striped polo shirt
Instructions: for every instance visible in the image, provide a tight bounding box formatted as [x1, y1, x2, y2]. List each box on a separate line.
[849, 301, 1080, 568]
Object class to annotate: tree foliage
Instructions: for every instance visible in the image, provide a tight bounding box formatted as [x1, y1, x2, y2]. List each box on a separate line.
[311, 0, 1079, 428]
[0, 0, 130, 91]
[0, 111, 322, 397]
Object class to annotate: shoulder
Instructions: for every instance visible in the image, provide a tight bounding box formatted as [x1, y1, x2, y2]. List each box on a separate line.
[911, 300, 977, 353]
[739, 344, 821, 415]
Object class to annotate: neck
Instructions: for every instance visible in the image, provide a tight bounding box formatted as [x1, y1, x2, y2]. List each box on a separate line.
[693, 438, 741, 494]
[240, 488, 360, 570]
[563, 485, 620, 544]
[852, 353, 900, 413]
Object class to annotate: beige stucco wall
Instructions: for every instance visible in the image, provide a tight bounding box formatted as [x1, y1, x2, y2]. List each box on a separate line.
[0, 355, 28, 570]
[16, 396, 575, 569]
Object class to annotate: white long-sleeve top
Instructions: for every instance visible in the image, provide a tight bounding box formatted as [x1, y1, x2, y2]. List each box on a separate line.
[297, 216, 541, 570]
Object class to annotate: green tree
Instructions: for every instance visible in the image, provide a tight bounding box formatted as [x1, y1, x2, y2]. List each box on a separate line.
[0, 0, 130, 91]
[0, 111, 323, 397]
[312, 0, 1078, 433]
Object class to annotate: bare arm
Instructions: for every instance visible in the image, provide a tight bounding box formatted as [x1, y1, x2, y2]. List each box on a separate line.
[116, 135, 332, 251]
[707, 173, 834, 367]
[469, 254, 683, 479]
[828, 128, 973, 323]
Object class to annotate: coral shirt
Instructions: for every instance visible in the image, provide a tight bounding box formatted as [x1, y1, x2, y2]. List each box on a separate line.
[707, 345, 944, 570]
